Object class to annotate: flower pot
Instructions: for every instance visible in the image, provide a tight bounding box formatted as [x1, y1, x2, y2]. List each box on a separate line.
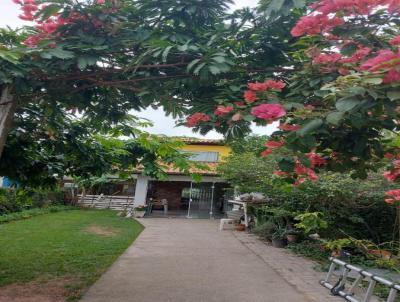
[134, 211, 146, 218]
[235, 224, 246, 231]
[286, 234, 299, 243]
[272, 238, 287, 248]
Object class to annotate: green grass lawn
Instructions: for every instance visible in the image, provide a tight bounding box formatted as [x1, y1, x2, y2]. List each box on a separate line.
[0, 209, 144, 300]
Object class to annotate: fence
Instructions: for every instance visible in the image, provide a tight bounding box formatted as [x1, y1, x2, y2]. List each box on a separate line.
[77, 194, 135, 211]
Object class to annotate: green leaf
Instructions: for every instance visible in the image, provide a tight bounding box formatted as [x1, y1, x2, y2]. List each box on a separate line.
[193, 62, 206, 75]
[162, 46, 173, 62]
[209, 65, 220, 75]
[41, 48, 75, 60]
[187, 59, 201, 72]
[212, 56, 225, 63]
[387, 90, 400, 101]
[326, 112, 344, 125]
[292, 0, 306, 8]
[278, 157, 295, 172]
[363, 77, 383, 85]
[77, 56, 97, 70]
[243, 115, 255, 122]
[297, 119, 323, 136]
[336, 97, 360, 112]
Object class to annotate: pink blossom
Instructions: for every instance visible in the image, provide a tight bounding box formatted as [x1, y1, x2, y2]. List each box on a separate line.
[313, 53, 342, 65]
[384, 189, 400, 204]
[248, 82, 269, 91]
[264, 80, 286, 90]
[390, 36, 400, 46]
[264, 140, 285, 149]
[278, 123, 301, 131]
[306, 152, 327, 167]
[260, 149, 273, 157]
[185, 113, 211, 127]
[251, 103, 286, 122]
[384, 69, 400, 84]
[244, 90, 258, 103]
[360, 50, 400, 71]
[214, 105, 233, 117]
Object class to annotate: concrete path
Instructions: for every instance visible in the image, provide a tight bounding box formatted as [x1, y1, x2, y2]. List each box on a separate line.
[82, 219, 313, 302]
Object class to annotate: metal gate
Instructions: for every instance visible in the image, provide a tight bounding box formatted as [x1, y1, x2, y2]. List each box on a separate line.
[187, 182, 215, 218]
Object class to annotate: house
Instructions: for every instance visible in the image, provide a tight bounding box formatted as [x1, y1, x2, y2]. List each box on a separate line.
[133, 138, 232, 218]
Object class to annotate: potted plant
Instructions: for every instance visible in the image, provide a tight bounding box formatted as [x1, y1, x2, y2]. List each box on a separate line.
[286, 228, 301, 243]
[134, 205, 148, 218]
[271, 227, 288, 248]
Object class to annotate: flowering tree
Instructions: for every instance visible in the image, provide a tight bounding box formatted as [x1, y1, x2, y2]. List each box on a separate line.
[1, 0, 303, 166]
[186, 0, 400, 186]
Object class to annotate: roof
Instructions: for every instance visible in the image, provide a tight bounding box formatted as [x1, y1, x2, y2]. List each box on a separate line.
[175, 137, 226, 146]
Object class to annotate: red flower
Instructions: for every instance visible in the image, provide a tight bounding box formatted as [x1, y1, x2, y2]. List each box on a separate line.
[264, 140, 285, 149]
[248, 82, 268, 91]
[385, 153, 395, 159]
[360, 50, 400, 72]
[185, 113, 211, 127]
[247, 80, 286, 91]
[306, 152, 327, 167]
[384, 189, 400, 204]
[384, 69, 400, 84]
[234, 101, 245, 107]
[264, 80, 286, 90]
[273, 171, 289, 176]
[260, 149, 273, 157]
[383, 170, 400, 182]
[313, 53, 342, 65]
[391, 36, 400, 46]
[244, 90, 258, 103]
[214, 105, 233, 117]
[291, 15, 344, 37]
[278, 123, 301, 131]
[251, 103, 286, 122]
[295, 162, 318, 181]
[96, 0, 106, 4]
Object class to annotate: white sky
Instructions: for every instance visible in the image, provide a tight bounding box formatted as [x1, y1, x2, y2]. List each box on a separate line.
[0, 0, 276, 138]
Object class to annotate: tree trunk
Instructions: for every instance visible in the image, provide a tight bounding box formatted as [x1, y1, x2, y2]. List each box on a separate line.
[0, 86, 16, 160]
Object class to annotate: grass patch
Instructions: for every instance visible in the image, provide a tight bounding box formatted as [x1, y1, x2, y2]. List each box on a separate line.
[0, 209, 144, 300]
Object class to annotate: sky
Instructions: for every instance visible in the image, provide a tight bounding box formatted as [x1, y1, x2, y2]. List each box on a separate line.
[0, 0, 277, 139]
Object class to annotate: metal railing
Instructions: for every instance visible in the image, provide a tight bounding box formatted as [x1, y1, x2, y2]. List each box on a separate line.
[321, 257, 400, 302]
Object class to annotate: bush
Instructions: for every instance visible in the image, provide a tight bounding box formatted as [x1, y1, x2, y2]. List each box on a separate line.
[0, 188, 64, 216]
[0, 205, 74, 224]
[253, 222, 277, 240]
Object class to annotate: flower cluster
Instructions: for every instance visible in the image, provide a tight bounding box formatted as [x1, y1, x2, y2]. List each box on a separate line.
[383, 159, 400, 182]
[251, 103, 286, 123]
[260, 140, 285, 157]
[244, 79, 286, 103]
[278, 123, 301, 131]
[291, 0, 400, 83]
[185, 113, 211, 127]
[384, 189, 400, 204]
[214, 105, 233, 117]
[306, 152, 327, 168]
[14, 0, 106, 47]
[294, 162, 318, 184]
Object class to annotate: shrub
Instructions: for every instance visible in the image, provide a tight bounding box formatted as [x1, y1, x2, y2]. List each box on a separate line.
[0, 188, 64, 216]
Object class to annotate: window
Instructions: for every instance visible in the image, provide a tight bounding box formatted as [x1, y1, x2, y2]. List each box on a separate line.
[182, 151, 219, 162]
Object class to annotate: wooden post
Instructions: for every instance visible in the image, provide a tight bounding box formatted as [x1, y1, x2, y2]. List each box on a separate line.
[0, 86, 17, 160]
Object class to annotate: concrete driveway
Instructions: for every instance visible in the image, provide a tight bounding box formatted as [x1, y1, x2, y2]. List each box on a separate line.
[82, 219, 312, 302]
